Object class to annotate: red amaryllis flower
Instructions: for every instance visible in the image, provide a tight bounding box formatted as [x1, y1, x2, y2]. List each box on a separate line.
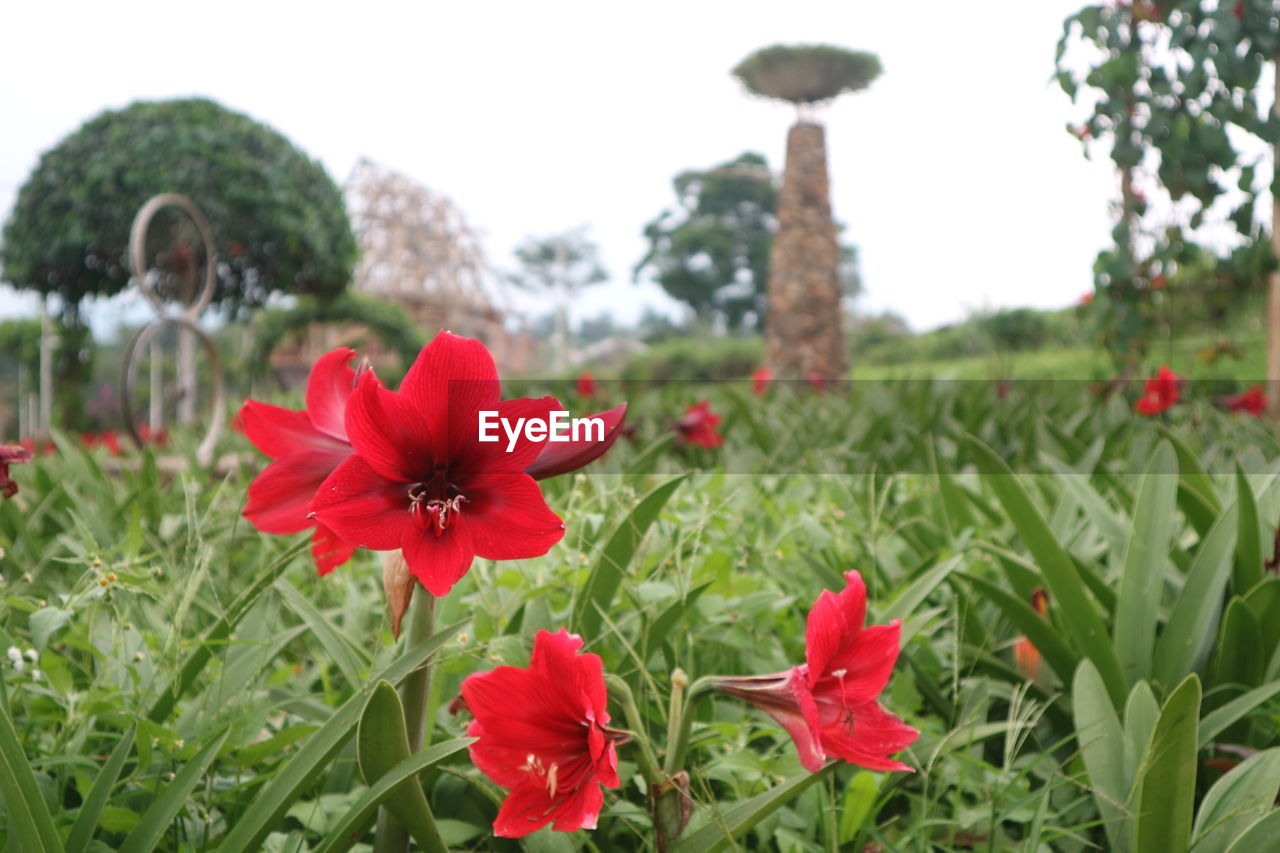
[1220, 384, 1266, 417]
[1079, 292, 1093, 305]
[712, 571, 918, 772]
[525, 403, 627, 480]
[81, 431, 123, 456]
[805, 372, 828, 393]
[459, 629, 625, 837]
[575, 371, 596, 398]
[1135, 365, 1182, 415]
[673, 400, 723, 449]
[310, 332, 566, 597]
[1151, 274, 1168, 290]
[239, 347, 359, 575]
[752, 367, 772, 396]
[0, 444, 34, 499]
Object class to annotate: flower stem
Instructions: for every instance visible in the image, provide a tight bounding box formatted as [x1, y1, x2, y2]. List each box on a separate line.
[374, 590, 444, 853]
[664, 675, 714, 777]
[604, 674, 662, 783]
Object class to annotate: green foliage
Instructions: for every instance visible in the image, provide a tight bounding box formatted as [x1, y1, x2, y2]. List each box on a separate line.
[1, 98, 355, 316]
[1057, 2, 1280, 367]
[617, 334, 762, 382]
[250, 291, 427, 377]
[732, 44, 882, 105]
[636, 152, 776, 331]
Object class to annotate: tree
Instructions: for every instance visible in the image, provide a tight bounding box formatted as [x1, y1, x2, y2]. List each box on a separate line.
[509, 226, 607, 371]
[732, 44, 881, 381]
[1056, 2, 1280, 381]
[635, 152, 777, 331]
[1, 98, 356, 425]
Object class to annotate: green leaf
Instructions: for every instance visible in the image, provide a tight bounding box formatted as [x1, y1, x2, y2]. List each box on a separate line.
[1073, 660, 1129, 853]
[274, 579, 370, 688]
[29, 606, 73, 652]
[119, 728, 229, 853]
[1233, 464, 1263, 595]
[216, 619, 467, 853]
[958, 571, 1079, 686]
[1191, 748, 1280, 853]
[1133, 675, 1202, 853]
[1223, 811, 1280, 853]
[837, 771, 879, 845]
[574, 473, 687, 638]
[0, 694, 63, 853]
[1114, 442, 1178, 684]
[356, 681, 445, 851]
[1199, 681, 1280, 748]
[1154, 503, 1238, 689]
[883, 554, 962, 627]
[312, 738, 474, 853]
[967, 435, 1126, 706]
[67, 726, 136, 852]
[672, 764, 834, 853]
[1212, 598, 1263, 690]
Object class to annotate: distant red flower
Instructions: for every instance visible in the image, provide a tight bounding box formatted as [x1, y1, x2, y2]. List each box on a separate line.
[805, 372, 828, 393]
[310, 332, 566, 597]
[0, 444, 34, 499]
[137, 424, 168, 448]
[712, 571, 918, 772]
[1079, 292, 1094, 305]
[1136, 365, 1182, 415]
[1151, 274, 1168, 290]
[1220, 384, 1266, 417]
[1014, 588, 1049, 683]
[1235, 0, 1245, 19]
[240, 347, 359, 576]
[673, 400, 723, 449]
[81, 431, 123, 456]
[459, 629, 625, 837]
[752, 367, 772, 396]
[576, 371, 596, 398]
[18, 437, 55, 457]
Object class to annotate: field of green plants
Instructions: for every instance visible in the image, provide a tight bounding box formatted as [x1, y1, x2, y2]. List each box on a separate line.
[4, 362, 1280, 852]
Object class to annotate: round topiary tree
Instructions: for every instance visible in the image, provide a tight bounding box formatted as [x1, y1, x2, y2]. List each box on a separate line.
[0, 97, 356, 426]
[733, 44, 881, 382]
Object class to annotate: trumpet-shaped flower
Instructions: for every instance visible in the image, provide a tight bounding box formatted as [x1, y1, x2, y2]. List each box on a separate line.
[0, 444, 34, 500]
[673, 400, 723, 449]
[713, 571, 917, 772]
[1220, 384, 1266, 417]
[459, 629, 625, 837]
[1135, 365, 1182, 415]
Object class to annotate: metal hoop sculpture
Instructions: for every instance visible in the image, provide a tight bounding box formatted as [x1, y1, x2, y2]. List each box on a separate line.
[121, 193, 225, 463]
[121, 317, 226, 467]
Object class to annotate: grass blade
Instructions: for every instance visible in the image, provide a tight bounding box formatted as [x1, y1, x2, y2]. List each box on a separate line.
[0, 692, 63, 853]
[119, 729, 230, 853]
[67, 725, 137, 852]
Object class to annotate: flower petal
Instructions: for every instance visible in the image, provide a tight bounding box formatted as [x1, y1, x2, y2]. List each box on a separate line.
[455, 396, 562, 475]
[344, 371, 435, 482]
[240, 400, 348, 461]
[400, 331, 502, 461]
[310, 454, 411, 550]
[805, 571, 867, 681]
[311, 524, 356, 576]
[462, 473, 565, 561]
[400, 518, 476, 597]
[818, 700, 918, 773]
[525, 403, 628, 480]
[305, 347, 358, 441]
[244, 449, 351, 534]
[819, 622, 902, 706]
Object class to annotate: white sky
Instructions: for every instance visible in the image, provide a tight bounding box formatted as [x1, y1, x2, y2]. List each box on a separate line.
[0, 0, 1118, 333]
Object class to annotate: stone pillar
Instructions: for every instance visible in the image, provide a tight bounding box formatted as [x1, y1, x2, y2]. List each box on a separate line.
[765, 121, 847, 381]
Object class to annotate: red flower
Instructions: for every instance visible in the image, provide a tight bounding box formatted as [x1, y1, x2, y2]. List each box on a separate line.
[81, 431, 123, 455]
[1079, 292, 1094, 305]
[752, 367, 772, 396]
[239, 347, 359, 576]
[524, 403, 628, 480]
[310, 332, 566, 597]
[0, 444, 34, 499]
[460, 629, 625, 837]
[1014, 588, 1049, 683]
[673, 400, 723, 449]
[1151, 274, 1168, 290]
[1220, 384, 1266, 417]
[805, 372, 828, 393]
[712, 571, 918, 772]
[576, 371, 596, 398]
[1135, 365, 1182, 415]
